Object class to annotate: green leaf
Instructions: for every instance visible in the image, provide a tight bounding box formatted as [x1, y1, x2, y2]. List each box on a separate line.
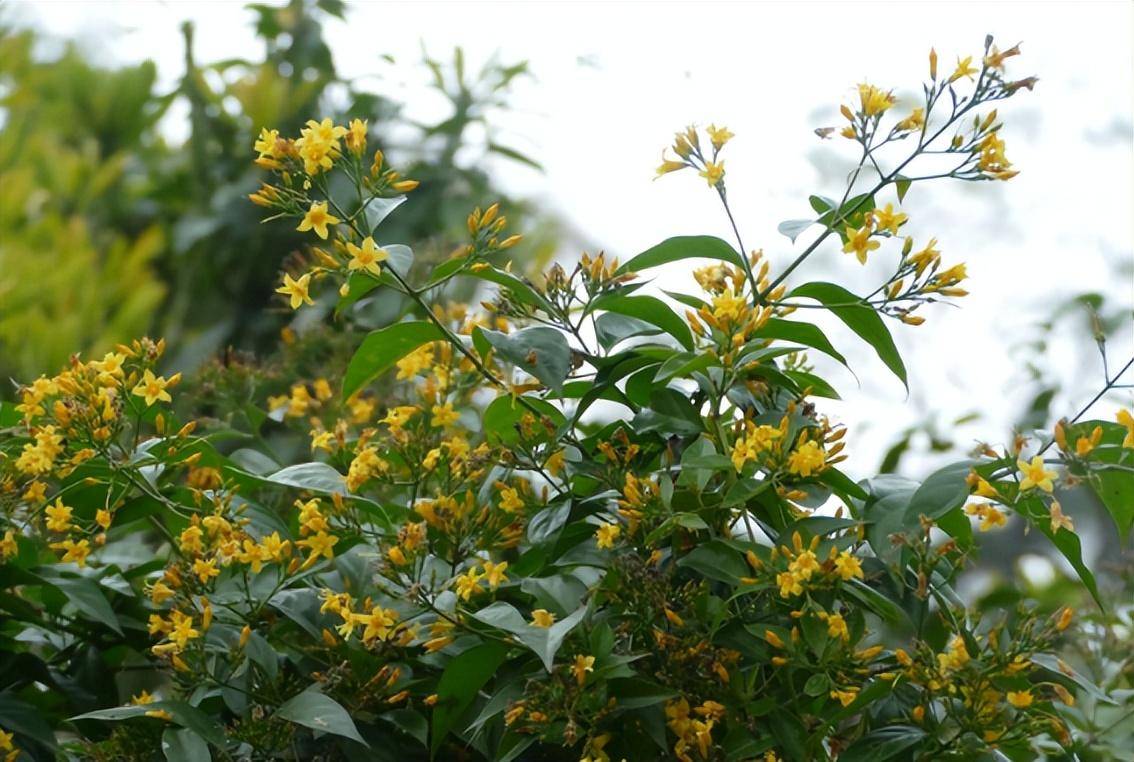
[36, 569, 122, 635]
[482, 395, 565, 446]
[361, 196, 406, 234]
[593, 294, 694, 351]
[844, 579, 910, 628]
[73, 701, 226, 747]
[904, 460, 974, 524]
[470, 602, 587, 671]
[466, 267, 549, 311]
[342, 321, 445, 399]
[1030, 653, 1116, 705]
[677, 540, 749, 584]
[788, 282, 907, 388]
[607, 678, 677, 709]
[756, 319, 848, 367]
[261, 462, 347, 495]
[432, 642, 508, 757]
[274, 689, 368, 747]
[838, 725, 926, 762]
[1069, 420, 1134, 537]
[777, 219, 814, 243]
[617, 235, 743, 274]
[895, 176, 912, 203]
[815, 193, 876, 236]
[594, 312, 663, 350]
[480, 327, 571, 393]
[163, 728, 211, 762]
[784, 369, 840, 400]
[1017, 495, 1101, 607]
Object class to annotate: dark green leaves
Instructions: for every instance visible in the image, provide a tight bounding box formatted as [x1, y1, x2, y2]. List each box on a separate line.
[480, 327, 571, 393]
[788, 282, 907, 388]
[482, 395, 565, 446]
[1069, 419, 1134, 538]
[617, 235, 744, 274]
[470, 602, 587, 670]
[342, 321, 445, 399]
[431, 642, 507, 757]
[274, 689, 368, 746]
[73, 701, 225, 747]
[593, 294, 694, 350]
[756, 319, 848, 367]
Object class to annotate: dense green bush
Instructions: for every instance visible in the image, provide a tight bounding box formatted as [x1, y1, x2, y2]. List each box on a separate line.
[1, 30, 1132, 762]
[0, 0, 554, 384]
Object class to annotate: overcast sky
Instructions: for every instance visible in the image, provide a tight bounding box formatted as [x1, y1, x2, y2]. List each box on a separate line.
[13, 1, 1134, 478]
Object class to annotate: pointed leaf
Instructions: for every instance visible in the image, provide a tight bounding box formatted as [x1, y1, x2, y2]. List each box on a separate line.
[275, 690, 368, 747]
[593, 294, 694, 350]
[617, 235, 743, 274]
[342, 321, 445, 399]
[788, 282, 907, 388]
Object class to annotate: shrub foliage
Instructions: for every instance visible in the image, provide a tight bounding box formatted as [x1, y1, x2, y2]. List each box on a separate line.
[1, 35, 1132, 761]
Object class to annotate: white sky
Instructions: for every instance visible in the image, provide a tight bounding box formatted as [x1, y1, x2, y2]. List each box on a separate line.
[13, 0, 1134, 477]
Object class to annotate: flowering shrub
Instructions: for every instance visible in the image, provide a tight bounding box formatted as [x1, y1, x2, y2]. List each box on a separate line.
[2, 36, 1132, 761]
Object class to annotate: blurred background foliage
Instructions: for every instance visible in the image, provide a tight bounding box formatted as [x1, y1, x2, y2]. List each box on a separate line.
[0, 0, 560, 388]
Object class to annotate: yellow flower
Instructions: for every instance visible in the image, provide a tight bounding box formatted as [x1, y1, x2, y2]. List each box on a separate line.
[936, 635, 970, 672]
[431, 402, 460, 428]
[777, 571, 804, 598]
[455, 567, 484, 600]
[656, 155, 688, 177]
[346, 236, 388, 276]
[789, 549, 820, 580]
[0, 530, 17, 560]
[132, 369, 172, 406]
[834, 551, 864, 581]
[711, 289, 745, 323]
[253, 127, 280, 158]
[482, 560, 509, 589]
[1117, 409, 1134, 448]
[1006, 690, 1033, 709]
[51, 538, 91, 567]
[310, 429, 335, 452]
[908, 237, 940, 275]
[830, 688, 858, 707]
[167, 609, 200, 649]
[345, 118, 368, 154]
[1017, 456, 1056, 492]
[530, 609, 556, 628]
[595, 521, 621, 549]
[45, 498, 73, 532]
[1049, 500, 1074, 534]
[825, 613, 850, 640]
[842, 224, 880, 265]
[149, 580, 176, 604]
[979, 505, 1007, 532]
[787, 441, 826, 477]
[296, 201, 340, 240]
[950, 55, 979, 82]
[179, 525, 204, 554]
[895, 107, 925, 132]
[573, 654, 595, 685]
[983, 44, 1021, 71]
[871, 203, 908, 235]
[276, 273, 314, 310]
[492, 486, 521, 514]
[192, 557, 219, 583]
[699, 161, 725, 187]
[706, 124, 734, 150]
[297, 531, 338, 561]
[857, 83, 894, 116]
